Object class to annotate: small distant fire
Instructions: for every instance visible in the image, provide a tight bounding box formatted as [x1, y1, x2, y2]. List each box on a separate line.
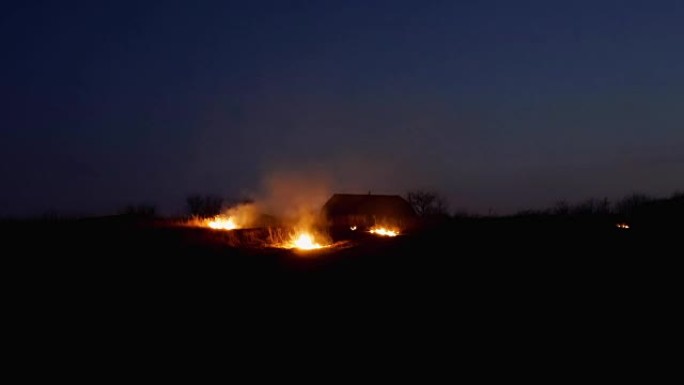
[188, 203, 259, 231]
[369, 226, 399, 237]
[616, 223, 630, 229]
[350, 226, 357, 231]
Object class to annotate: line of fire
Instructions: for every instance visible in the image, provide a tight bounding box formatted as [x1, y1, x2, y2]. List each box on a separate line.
[184, 193, 418, 251]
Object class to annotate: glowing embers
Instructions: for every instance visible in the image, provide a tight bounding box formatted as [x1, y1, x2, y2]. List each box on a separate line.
[368, 226, 399, 237]
[616, 223, 630, 229]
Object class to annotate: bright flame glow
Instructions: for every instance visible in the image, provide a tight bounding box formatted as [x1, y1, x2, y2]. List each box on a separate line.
[350, 226, 357, 231]
[207, 216, 238, 230]
[187, 203, 259, 231]
[291, 233, 323, 250]
[369, 227, 399, 237]
[616, 223, 630, 229]
[186, 215, 241, 230]
[277, 229, 333, 250]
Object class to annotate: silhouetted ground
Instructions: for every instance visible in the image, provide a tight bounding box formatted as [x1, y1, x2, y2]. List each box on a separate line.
[4, 213, 679, 372]
[5, 213, 678, 294]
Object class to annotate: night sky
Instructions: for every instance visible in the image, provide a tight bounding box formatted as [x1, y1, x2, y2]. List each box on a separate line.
[2, 0, 683, 218]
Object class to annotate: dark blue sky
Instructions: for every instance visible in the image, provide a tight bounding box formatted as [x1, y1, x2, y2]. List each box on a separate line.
[2, 0, 683, 217]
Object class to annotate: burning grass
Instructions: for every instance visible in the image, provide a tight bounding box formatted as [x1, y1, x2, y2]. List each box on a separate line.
[176, 222, 341, 252]
[179, 199, 353, 252]
[189, 215, 239, 230]
[368, 225, 400, 237]
[269, 228, 333, 250]
[184, 202, 261, 231]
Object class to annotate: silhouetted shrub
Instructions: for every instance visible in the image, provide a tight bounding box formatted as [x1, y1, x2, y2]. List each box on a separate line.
[551, 200, 570, 216]
[186, 194, 223, 218]
[614, 193, 653, 219]
[120, 203, 157, 218]
[571, 198, 611, 216]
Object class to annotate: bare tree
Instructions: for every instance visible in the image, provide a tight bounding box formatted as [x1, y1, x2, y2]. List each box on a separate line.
[614, 193, 653, 218]
[406, 190, 449, 217]
[571, 197, 611, 216]
[551, 200, 570, 216]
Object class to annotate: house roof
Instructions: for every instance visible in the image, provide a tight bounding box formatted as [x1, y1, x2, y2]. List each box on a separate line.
[322, 193, 416, 218]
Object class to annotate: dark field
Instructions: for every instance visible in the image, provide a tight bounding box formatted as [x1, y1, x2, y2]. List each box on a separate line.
[5, 214, 679, 371]
[6, 214, 678, 294]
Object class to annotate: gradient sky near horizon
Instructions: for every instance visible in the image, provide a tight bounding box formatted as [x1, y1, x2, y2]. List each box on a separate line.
[2, 0, 683, 217]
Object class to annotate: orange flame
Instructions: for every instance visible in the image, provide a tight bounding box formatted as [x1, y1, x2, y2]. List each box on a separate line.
[369, 226, 399, 237]
[207, 216, 238, 230]
[186, 215, 241, 231]
[275, 229, 332, 250]
[290, 232, 324, 250]
[188, 203, 260, 231]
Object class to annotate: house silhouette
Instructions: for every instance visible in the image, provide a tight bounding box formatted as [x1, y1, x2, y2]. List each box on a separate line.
[321, 193, 417, 230]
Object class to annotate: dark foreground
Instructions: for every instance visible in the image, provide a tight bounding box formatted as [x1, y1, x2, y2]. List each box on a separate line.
[6, 214, 678, 296]
[4, 215, 680, 375]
